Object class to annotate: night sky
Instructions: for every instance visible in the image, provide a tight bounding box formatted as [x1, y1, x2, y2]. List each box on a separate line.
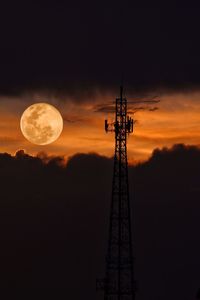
[0, 1, 200, 299]
[1, 2, 200, 93]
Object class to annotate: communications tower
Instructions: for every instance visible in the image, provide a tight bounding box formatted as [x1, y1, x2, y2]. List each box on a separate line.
[97, 86, 136, 300]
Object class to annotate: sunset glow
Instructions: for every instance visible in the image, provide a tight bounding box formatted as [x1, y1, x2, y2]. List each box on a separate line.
[0, 91, 200, 163]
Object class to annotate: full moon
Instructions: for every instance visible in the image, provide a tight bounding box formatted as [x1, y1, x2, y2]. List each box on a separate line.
[20, 103, 63, 145]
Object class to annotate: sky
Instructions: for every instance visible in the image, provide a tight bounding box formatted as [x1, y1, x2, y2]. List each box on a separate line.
[1, 1, 200, 299]
[1, 3, 200, 161]
[2, 90, 200, 162]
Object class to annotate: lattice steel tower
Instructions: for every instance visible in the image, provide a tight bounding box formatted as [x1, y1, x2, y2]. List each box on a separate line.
[97, 86, 135, 300]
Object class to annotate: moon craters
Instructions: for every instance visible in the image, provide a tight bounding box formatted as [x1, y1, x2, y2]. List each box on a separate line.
[20, 103, 63, 145]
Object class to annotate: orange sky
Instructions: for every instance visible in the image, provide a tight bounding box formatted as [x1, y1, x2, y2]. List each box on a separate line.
[0, 90, 200, 163]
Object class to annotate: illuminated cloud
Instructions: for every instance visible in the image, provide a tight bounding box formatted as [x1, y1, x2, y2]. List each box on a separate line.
[0, 90, 200, 161]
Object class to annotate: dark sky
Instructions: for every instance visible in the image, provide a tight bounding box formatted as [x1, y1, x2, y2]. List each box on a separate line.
[1, 2, 200, 95]
[1, 3, 200, 299]
[0, 144, 200, 299]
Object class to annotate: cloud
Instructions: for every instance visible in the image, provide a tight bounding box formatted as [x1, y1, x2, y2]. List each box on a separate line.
[0, 4, 199, 96]
[0, 136, 23, 146]
[0, 144, 199, 298]
[2, 90, 200, 163]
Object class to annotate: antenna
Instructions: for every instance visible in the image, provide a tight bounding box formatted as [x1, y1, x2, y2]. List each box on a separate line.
[97, 86, 136, 300]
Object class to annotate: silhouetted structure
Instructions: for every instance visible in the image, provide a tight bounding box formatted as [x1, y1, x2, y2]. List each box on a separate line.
[97, 86, 135, 300]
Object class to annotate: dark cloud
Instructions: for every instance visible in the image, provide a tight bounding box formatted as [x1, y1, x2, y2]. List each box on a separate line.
[0, 145, 199, 298]
[94, 97, 160, 113]
[0, 3, 200, 96]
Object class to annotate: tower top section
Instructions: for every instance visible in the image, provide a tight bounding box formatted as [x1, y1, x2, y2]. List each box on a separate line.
[104, 86, 134, 137]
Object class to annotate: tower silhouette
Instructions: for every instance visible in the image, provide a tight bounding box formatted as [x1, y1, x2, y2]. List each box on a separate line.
[97, 86, 135, 300]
